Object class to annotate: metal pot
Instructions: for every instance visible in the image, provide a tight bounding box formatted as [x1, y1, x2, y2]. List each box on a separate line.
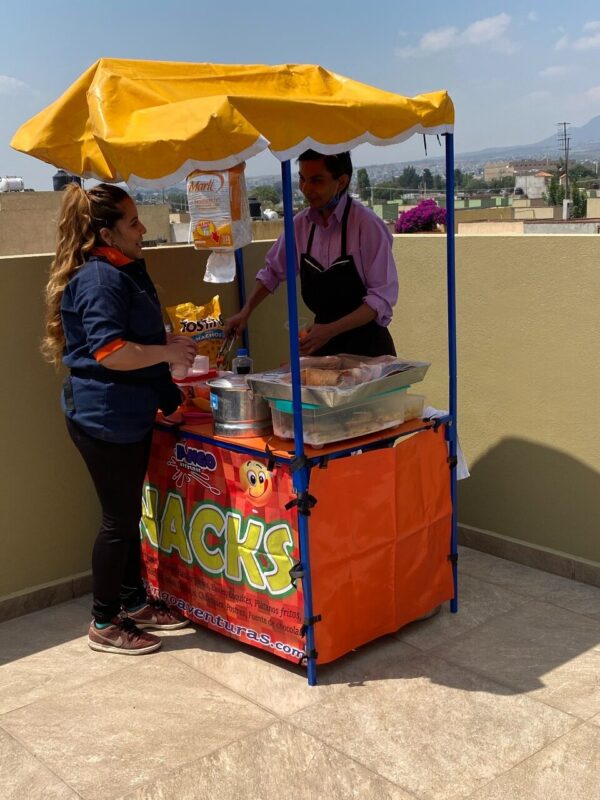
[206, 376, 272, 437]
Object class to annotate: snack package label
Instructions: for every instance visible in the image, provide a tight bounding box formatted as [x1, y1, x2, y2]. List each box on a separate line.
[187, 164, 252, 251]
[166, 296, 225, 367]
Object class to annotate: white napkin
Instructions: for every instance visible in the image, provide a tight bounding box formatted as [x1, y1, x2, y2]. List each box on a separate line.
[423, 406, 470, 480]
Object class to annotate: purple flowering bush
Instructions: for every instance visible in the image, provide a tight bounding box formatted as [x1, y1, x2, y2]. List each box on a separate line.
[394, 199, 447, 233]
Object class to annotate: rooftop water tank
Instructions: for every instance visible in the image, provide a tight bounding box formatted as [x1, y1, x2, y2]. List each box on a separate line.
[0, 176, 25, 192]
[52, 169, 82, 191]
[248, 197, 262, 219]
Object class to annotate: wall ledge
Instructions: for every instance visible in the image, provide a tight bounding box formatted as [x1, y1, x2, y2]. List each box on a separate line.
[0, 572, 92, 624]
[458, 524, 600, 589]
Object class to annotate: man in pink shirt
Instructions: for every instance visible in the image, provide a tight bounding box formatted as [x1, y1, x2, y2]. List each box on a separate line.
[226, 150, 398, 357]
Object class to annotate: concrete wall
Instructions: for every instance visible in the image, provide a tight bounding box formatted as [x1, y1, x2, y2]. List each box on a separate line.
[2, 235, 600, 607]
[524, 221, 600, 234]
[587, 197, 600, 217]
[0, 193, 171, 255]
[514, 206, 558, 220]
[458, 221, 525, 235]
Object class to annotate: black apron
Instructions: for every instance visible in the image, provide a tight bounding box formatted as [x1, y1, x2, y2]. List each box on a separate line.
[300, 196, 396, 357]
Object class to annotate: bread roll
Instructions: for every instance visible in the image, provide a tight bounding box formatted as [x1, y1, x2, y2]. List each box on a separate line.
[301, 368, 343, 386]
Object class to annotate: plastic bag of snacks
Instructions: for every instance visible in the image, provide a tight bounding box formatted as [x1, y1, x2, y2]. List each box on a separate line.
[186, 163, 252, 283]
[166, 296, 225, 368]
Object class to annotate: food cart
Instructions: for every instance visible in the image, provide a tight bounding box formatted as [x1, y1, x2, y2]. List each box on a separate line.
[12, 60, 458, 685]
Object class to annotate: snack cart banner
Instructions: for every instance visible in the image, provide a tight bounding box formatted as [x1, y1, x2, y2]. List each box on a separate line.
[141, 429, 305, 663]
[141, 424, 453, 667]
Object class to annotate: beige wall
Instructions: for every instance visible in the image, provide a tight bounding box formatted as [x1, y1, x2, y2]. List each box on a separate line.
[513, 206, 558, 220]
[458, 221, 525, 235]
[1, 235, 600, 603]
[586, 197, 600, 217]
[393, 234, 600, 565]
[0, 193, 171, 255]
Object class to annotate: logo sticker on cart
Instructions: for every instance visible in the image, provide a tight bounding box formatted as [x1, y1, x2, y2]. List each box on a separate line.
[166, 443, 221, 495]
[210, 392, 219, 410]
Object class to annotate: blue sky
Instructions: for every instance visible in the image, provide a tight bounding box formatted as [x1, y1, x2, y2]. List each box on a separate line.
[2, 0, 600, 188]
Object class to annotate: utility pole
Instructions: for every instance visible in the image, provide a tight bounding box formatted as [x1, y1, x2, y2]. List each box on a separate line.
[557, 122, 570, 218]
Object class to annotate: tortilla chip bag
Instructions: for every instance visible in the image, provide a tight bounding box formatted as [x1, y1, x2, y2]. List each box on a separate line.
[166, 296, 225, 367]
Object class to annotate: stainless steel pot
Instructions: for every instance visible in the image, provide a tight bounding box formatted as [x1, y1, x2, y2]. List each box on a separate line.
[206, 376, 272, 437]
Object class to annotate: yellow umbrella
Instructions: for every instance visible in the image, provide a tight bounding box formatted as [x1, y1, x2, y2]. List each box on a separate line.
[12, 58, 454, 189]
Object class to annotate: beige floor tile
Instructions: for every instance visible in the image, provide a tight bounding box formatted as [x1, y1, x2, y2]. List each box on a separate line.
[168, 624, 420, 716]
[432, 601, 600, 720]
[289, 653, 577, 800]
[1, 652, 274, 800]
[0, 727, 79, 799]
[0, 636, 145, 715]
[0, 599, 92, 665]
[530, 578, 600, 622]
[72, 593, 92, 610]
[467, 723, 600, 800]
[117, 720, 414, 800]
[394, 573, 526, 651]
[458, 548, 600, 614]
[589, 713, 600, 728]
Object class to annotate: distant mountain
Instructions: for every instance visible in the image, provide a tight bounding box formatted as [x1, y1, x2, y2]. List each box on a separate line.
[455, 115, 600, 164]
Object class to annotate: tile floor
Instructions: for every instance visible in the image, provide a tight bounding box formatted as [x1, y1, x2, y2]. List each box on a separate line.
[1, 546, 599, 800]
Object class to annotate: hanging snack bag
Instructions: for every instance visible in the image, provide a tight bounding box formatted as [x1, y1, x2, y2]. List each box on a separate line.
[166, 296, 225, 367]
[186, 163, 253, 283]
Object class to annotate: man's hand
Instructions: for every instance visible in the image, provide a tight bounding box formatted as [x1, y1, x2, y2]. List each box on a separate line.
[299, 323, 334, 355]
[224, 309, 250, 338]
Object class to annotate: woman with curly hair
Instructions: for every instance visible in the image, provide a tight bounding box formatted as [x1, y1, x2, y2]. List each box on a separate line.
[44, 182, 196, 654]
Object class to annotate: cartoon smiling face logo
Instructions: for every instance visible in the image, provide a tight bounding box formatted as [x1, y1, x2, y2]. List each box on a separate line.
[239, 460, 273, 506]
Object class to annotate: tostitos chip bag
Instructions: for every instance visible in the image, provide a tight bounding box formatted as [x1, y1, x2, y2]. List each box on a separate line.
[166, 296, 225, 367]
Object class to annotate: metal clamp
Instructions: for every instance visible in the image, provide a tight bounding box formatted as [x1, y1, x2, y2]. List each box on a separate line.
[289, 561, 305, 588]
[285, 491, 317, 516]
[300, 614, 322, 637]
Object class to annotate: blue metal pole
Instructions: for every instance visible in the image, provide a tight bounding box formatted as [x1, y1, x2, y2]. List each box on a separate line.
[281, 160, 318, 685]
[234, 248, 249, 354]
[444, 134, 458, 614]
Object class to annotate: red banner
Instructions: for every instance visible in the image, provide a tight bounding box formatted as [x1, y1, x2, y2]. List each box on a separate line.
[141, 429, 306, 663]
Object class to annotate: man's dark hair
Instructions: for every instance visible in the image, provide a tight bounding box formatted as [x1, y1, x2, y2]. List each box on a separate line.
[298, 149, 353, 184]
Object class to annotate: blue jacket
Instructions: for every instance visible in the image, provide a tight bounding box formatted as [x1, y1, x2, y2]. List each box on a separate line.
[60, 252, 180, 442]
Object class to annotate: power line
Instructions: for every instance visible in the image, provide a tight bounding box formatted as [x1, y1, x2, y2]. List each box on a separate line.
[557, 122, 571, 200]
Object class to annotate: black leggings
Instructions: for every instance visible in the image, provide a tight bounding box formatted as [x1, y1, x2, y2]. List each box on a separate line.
[66, 418, 151, 623]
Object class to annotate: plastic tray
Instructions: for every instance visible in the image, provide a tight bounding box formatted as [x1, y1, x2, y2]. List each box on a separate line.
[269, 390, 425, 446]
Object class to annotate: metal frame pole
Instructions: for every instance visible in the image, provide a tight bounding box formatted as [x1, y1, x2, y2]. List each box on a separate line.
[234, 248, 249, 354]
[444, 133, 458, 614]
[281, 160, 318, 685]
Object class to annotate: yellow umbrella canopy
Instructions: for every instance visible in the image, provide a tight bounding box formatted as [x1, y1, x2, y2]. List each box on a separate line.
[12, 59, 454, 189]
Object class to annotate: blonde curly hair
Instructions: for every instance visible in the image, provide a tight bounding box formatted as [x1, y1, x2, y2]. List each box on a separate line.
[42, 182, 130, 368]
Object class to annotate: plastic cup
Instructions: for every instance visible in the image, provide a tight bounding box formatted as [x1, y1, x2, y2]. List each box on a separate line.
[284, 317, 309, 338]
[190, 354, 210, 375]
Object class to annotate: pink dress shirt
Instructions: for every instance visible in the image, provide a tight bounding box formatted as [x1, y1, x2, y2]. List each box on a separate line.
[256, 196, 399, 326]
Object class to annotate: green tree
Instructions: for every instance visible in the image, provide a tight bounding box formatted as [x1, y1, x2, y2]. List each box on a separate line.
[571, 184, 587, 218]
[453, 168, 464, 188]
[544, 175, 565, 206]
[422, 168, 434, 189]
[399, 166, 420, 190]
[490, 176, 515, 190]
[463, 174, 486, 192]
[252, 185, 281, 205]
[569, 163, 596, 182]
[356, 168, 371, 202]
[433, 174, 445, 191]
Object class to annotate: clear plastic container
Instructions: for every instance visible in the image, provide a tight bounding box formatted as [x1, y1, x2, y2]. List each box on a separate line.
[269, 389, 424, 446]
[190, 354, 210, 375]
[232, 349, 253, 375]
[171, 363, 189, 380]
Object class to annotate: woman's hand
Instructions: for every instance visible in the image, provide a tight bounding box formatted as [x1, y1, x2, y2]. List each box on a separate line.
[165, 337, 196, 367]
[299, 323, 334, 356]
